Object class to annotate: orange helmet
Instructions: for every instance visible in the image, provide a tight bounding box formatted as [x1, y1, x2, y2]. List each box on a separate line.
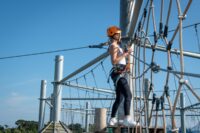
[107, 26, 121, 37]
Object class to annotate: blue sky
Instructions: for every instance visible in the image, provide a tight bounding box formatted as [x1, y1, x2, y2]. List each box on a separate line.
[0, 0, 200, 128]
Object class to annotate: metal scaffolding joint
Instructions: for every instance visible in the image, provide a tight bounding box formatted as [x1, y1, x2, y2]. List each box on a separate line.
[179, 78, 185, 84]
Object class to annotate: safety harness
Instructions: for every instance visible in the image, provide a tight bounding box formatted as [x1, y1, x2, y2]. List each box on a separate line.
[108, 64, 128, 87]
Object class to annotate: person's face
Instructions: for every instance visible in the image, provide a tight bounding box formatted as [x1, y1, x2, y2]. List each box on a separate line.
[113, 33, 121, 42]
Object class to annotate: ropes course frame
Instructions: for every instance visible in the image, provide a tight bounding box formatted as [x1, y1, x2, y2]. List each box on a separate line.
[38, 0, 200, 133]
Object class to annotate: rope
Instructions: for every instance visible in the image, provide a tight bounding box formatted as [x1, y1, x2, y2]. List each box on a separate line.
[67, 58, 106, 82]
[145, 0, 153, 36]
[100, 61, 115, 120]
[164, 0, 173, 37]
[75, 79, 82, 111]
[194, 24, 200, 53]
[137, 42, 143, 131]
[0, 42, 108, 60]
[91, 70, 104, 107]
[129, 1, 197, 127]
[0, 46, 85, 60]
[83, 75, 93, 108]
[131, 66, 151, 79]
[159, 0, 164, 34]
[100, 62, 113, 89]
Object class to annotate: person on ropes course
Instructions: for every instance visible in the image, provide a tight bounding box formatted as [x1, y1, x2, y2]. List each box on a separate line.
[107, 26, 136, 126]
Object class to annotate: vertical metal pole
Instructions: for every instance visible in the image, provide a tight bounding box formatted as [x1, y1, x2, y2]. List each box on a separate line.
[50, 93, 54, 122]
[129, 44, 135, 120]
[53, 55, 64, 122]
[38, 80, 47, 132]
[120, 0, 138, 121]
[85, 102, 90, 133]
[144, 78, 150, 133]
[180, 93, 186, 133]
[120, 0, 130, 37]
[119, 0, 130, 120]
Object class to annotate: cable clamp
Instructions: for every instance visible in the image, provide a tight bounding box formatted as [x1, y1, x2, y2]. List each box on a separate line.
[152, 93, 156, 104]
[160, 96, 165, 110]
[171, 128, 179, 132]
[178, 14, 187, 20]
[51, 81, 61, 85]
[164, 85, 170, 97]
[156, 98, 160, 111]
[149, 83, 154, 91]
[151, 62, 160, 73]
[179, 78, 185, 84]
[167, 66, 173, 71]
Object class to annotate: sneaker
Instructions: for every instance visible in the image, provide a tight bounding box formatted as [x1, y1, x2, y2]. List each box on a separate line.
[123, 118, 137, 127]
[109, 117, 118, 126]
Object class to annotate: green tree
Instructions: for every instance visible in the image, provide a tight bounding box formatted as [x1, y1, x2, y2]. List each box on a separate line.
[68, 123, 84, 133]
[15, 119, 38, 132]
[0, 120, 38, 133]
[89, 124, 95, 132]
[0, 125, 4, 131]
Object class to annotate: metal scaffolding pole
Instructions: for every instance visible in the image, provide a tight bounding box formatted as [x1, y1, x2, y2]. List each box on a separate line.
[135, 42, 200, 59]
[184, 102, 200, 110]
[127, 0, 143, 37]
[180, 93, 186, 133]
[62, 98, 115, 101]
[44, 96, 148, 101]
[144, 78, 150, 133]
[120, 0, 143, 121]
[85, 102, 90, 133]
[60, 52, 109, 83]
[50, 93, 54, 122]
[53, 55, 64, 122]
[38, 80, 47, 132]
[119, 0, 131, 119]
[61, 82, 115, 94]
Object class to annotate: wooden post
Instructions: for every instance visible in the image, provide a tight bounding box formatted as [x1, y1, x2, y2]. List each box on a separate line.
[95, 108, 107, 133]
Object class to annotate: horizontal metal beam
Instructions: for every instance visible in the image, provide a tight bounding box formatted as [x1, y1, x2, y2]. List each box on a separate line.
[62, 98, 115, 100]
[62, 97, 153, 101]
[61, 108, 86, 114]
[61, 82, 115, 94]
[142, 114, 200, 117]
[62, 83, 152, 101]
[60, 52, 109, 83]
[137, 41, 200, 59]
[184, 102, 200, 110]
[123, 36, 200, 59]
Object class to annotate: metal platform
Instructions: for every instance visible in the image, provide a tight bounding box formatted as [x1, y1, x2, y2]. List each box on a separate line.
[40, 121, 72, 133]
[107, 126, 164, 133]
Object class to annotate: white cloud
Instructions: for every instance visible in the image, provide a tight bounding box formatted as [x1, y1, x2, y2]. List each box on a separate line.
[0, 92, 39, 127]
[10, 92, 18, 97]
[3, 78, 40, 90]
[5, 92, 34, 106]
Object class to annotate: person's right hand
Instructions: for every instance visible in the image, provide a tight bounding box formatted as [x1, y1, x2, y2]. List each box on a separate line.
[123, 52, 129, 57]
[127, 47, 132, 54]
